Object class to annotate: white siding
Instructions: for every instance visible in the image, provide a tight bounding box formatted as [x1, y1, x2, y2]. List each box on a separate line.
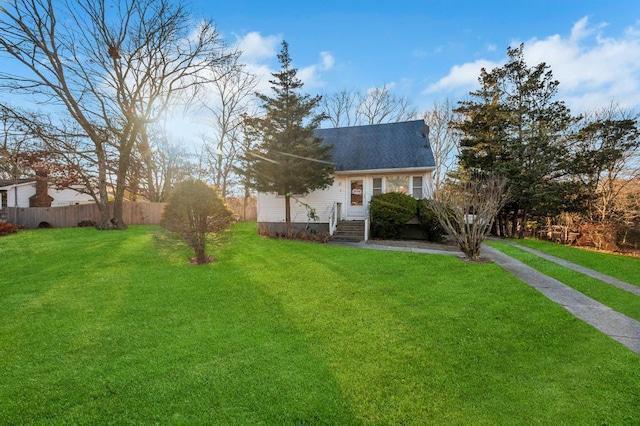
[258, 179, 345, 224]
[2, 183, 94, 208]
[50, 187, 94, 206]
[257, 169, 435, 224]
[8, 184, 36, 208]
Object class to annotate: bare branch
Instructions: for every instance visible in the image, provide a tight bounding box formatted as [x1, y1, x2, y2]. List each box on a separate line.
[432, 173, 510, 260]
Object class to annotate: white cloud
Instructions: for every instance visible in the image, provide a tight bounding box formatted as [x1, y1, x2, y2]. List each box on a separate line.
[523, 17, 640, 112]
[426, 17, 640, 113]
[569, 16, 592, 42]
[298, 65, 322, 87]
[320, 51, 335, 70]
[235, 31, 280, 62]
[228, 33, 338, 92]
[424, 59, 499, 93]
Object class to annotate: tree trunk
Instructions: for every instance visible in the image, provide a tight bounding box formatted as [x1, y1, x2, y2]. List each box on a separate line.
[285, 194, 291, 235]
[141, 136, 158, 201]
[112, 172, 128, 230]
[95, 146, 114, 230]
[96, 196, 112, 230]
[194, 233, 207, 264]
[497, 214, 506, 237]
[459, 238, 481, 261]
[510, 211, 518, 238]
[112, 135, 137, 230]
[518, 209, 528, 239]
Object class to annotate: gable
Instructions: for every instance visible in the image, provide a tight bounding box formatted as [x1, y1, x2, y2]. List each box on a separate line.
[314, 120, 435, 172]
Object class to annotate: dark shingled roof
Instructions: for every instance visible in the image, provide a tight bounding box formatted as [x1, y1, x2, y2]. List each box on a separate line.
[0, 178, 35, 188]
[314, 120, 435, 172]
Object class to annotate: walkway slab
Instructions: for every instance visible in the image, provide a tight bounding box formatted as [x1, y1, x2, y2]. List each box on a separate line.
[482, 245, 640, 355]
[503, 241, 640, 296]
[329, 240, 462, 256]
[328, 239, 640, 355]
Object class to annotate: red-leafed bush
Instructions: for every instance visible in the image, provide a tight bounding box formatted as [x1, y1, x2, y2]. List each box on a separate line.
[0, 221, 20, 237]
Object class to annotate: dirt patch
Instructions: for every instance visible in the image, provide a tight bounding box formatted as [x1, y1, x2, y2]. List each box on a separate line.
[189, 255, 216, 265]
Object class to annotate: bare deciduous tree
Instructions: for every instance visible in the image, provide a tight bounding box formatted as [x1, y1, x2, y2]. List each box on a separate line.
[423, 99, 461, 192]
[574, 103, 640, 223]
[321, 85, 417, 127]
[0, 105, 42, 179]
[357, 84, 418, 125]
[0, 0, 236, 229]
[320, 89, 359, 127]
[431, 173, 509, 261]
[199, 58, 258, 197]
[131, 123, 196, 202]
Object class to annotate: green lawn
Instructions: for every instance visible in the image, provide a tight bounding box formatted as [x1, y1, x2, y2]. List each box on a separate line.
[503, 238, 640, 287]
[1, 223, 639, 424]
[486, 241, 640, 323]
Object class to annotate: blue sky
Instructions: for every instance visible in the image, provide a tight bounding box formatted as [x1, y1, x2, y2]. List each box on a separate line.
[195, 0, 640, 114]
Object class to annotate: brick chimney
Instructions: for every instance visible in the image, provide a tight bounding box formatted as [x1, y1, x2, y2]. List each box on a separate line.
[29, 169, 54, 207]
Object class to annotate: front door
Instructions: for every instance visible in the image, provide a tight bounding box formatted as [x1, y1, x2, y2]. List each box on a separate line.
[347, 178, 365, 218]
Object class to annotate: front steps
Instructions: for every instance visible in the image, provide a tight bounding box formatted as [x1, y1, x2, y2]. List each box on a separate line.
[331, 220, 365, 242]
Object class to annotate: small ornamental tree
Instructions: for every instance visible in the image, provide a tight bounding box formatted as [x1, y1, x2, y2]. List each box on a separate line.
[161, 179, 235, 265]
[432, 173, 509, 261]
[417, 199, 448, 242]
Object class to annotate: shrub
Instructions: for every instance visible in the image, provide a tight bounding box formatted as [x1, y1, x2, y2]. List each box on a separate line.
[578, 221, 619, 252]
[370, 192, 417, 239]
[258, 224, 330, 243]
[0, 220, 19, 237]
[417, 199, 448, 242]
[161, 180, 235, 264]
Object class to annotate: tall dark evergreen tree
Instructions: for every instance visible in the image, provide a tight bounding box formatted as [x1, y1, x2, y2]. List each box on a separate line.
[454, 44, 581, 237]
[244, 40, 334, 229]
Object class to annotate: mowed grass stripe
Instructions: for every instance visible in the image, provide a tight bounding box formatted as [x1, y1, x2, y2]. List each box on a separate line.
[1, 223, 639, 424]
[507, 237, 640, 287]
[487, 240, 640, 323]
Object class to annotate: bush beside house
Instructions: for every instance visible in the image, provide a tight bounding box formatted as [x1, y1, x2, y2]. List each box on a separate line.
[370, 192, 418, 239]
[417, 199, 448, 242]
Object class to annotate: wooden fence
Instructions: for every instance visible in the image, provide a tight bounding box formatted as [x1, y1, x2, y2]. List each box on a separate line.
[4, 197, 257, 229]
[6, 201, 166, 229]
[225, 197, 257, 222]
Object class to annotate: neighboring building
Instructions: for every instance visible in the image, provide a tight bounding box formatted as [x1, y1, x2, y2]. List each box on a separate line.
[257, 119, 436, 240]
[0, 178, 95, 211]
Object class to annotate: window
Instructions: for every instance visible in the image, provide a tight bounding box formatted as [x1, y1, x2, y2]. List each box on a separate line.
[412, 176, 423, 199]
[372, 178, 383, 195]
[386, 176, 409, 194]
[376, 175, 425, 199]
[350, 179, 363, 206]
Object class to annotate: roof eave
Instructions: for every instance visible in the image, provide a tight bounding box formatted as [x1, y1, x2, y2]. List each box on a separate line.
[0, 181, 36, 190]
[335, 166, 435, 175]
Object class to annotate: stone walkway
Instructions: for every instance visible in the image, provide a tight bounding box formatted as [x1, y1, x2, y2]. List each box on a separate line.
[500, 240, 640, 296]
[330, 239, 640, 355]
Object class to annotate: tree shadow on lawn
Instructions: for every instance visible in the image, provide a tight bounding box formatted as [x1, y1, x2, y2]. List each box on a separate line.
[1, 239, 360, 424]
[280, 242, 640, 423]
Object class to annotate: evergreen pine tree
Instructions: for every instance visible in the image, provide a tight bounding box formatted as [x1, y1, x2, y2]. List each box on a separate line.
[454, 44, 580, 237]
[244, 40, 334, 230]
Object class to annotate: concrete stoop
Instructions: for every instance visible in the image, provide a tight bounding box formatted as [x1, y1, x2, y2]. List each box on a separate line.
[331, 220, 365, 242]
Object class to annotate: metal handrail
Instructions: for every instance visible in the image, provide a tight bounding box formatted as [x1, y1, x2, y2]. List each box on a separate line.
[329, 202, 338, 236]
[364, 210, 370, 241]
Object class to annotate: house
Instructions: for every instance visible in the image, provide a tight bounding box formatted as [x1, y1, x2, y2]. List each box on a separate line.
[0, 178, 95, 211]
[257, 119, 436, 240]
